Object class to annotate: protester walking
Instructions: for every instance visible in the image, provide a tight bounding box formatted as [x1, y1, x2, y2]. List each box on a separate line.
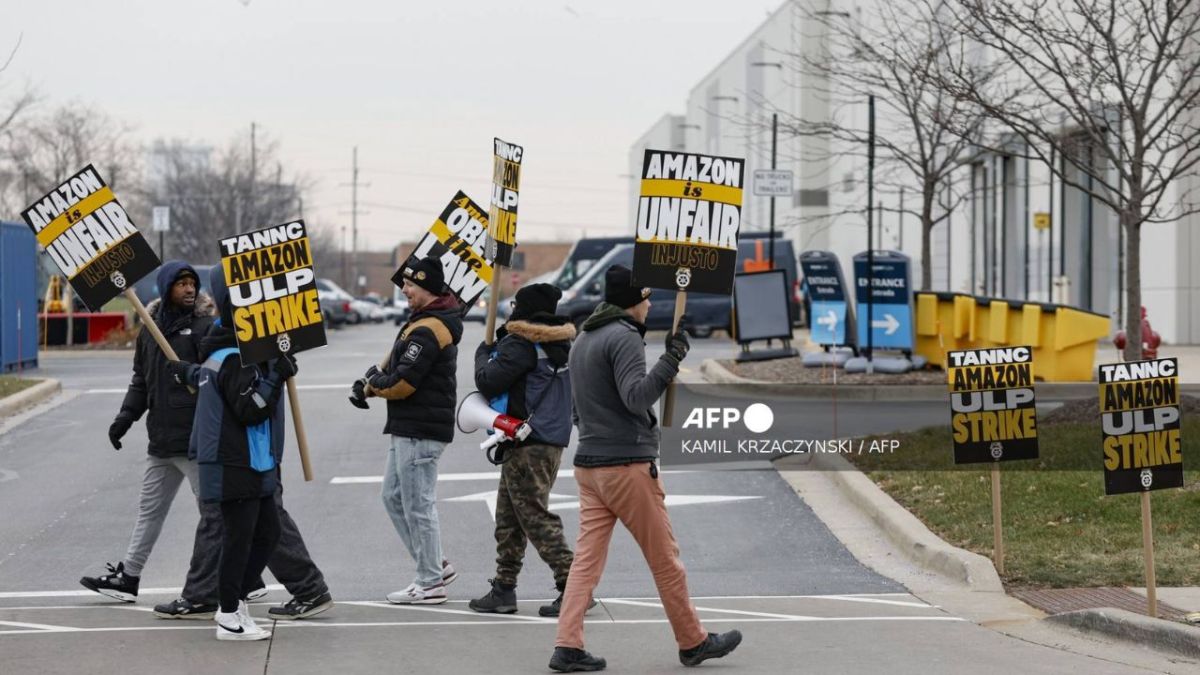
[349, 255, 463, 605]
[549, 265, 742, 672]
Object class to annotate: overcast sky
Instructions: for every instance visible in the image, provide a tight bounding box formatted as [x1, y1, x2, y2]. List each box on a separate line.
[2, 0, 780, 251]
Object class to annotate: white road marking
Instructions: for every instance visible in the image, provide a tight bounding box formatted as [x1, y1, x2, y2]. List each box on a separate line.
[605, 598, 813, 621]
[444, 491, 576, 521]
[341, 601, 555, 623]
[0, 584, 285, 600]
[331, 469, 697, 485]
[0, 467, 17, 483]
[0, 620, 73, 632]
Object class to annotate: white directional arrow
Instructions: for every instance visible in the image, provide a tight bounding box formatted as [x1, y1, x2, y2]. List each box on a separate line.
[444, 491, 577, 522]
[816, 310, 838, 330]
[871, 313, 901, 335]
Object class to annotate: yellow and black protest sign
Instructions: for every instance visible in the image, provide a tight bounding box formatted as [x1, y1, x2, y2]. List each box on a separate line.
[1099, 358, 1183, 495]
[485, 138, 522, 267]
[219, 221, 327, 365]
[633, 149, 744, 295]
[395, 191, 495, 306]
[948, 346, 1039, 463]
[21, 164, 160, 311]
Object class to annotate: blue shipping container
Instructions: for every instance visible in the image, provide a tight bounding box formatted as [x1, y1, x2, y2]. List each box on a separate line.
[0, 220, 39, 372]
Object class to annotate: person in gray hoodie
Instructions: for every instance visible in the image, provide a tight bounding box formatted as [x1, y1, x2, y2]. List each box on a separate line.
[549, 264, 741, 673]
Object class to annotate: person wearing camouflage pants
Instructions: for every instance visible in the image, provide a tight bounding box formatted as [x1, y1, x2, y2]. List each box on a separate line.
[469, 283, 591, 617]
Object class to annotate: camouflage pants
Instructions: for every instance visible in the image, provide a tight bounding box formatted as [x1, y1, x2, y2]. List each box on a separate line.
[494, 444, 574, 588]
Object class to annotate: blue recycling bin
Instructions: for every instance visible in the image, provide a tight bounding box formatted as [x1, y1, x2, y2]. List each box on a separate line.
[0, 221, 39, 372]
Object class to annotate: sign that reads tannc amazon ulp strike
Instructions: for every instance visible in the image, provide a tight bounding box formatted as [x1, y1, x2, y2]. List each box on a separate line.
[219, 221, 327, 365]
[485, 138, 522, 268]
[634, 150, 744, 295]
[21, 164, 160, 311]
[947, 346, 1039, 464]
[1099, 358, 1183, 495]
[396, 191, 494, 306]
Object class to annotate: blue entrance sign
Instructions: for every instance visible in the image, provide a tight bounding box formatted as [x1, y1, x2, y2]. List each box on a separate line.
[800, 250, 854, 346]
[853, 250, 914, 352]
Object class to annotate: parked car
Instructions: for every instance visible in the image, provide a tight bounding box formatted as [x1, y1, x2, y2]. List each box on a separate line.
[359, 295, 404, 323]
[557, 237, 800, 338]
[315, 278, 353, 327]
[391, 286, 412, 325]
[351, 297, 384, 323]
[464, 292, 489, 323]
[496, 271, 557, 322]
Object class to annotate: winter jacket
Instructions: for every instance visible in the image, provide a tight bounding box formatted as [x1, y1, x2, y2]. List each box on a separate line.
[116, 262, 216, 458]
[569, 302, 679, 464]
[474, 314, 575, 448]
[188, 323, 287, 503]
[367, 294, 464, 442]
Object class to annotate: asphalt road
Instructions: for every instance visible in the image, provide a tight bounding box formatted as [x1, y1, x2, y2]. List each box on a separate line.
[0, 323, 1154, 673]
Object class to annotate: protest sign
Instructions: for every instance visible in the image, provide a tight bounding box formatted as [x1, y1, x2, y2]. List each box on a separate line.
[485, 138, 522, 268]
[1099, 358, 1183, 495]
[948, 346, 1039, 464]
[21, 164, 159, 311]
[395, 191, 494, 306]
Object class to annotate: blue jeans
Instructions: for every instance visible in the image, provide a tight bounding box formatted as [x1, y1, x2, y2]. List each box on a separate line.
[382, 436, 446, 587]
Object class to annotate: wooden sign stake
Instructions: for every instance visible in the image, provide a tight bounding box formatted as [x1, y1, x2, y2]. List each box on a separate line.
[485, 271, 503, 346]
[124, 289, 194, 394]
[1141, 490, 1158, 617]
[991, 462, 1004, 575]
[286, 378, 314, 482]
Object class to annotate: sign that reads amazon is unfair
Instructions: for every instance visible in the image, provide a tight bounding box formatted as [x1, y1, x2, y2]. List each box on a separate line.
[220, 221, 327, 365]
[947, 346, 1039, 464]
[634, 150, 744, 295]
[396, 191, 495, 306]
[21, 165, 160, 311]
[1099, 358, 1183, 495]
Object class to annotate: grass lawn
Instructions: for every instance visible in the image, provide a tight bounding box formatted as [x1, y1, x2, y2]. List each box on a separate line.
[847, 420, 1200, 588]
[0, 376, 37, 399]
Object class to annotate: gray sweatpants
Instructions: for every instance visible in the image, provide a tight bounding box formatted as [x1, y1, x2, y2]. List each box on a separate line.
[122, 455, 202, 578]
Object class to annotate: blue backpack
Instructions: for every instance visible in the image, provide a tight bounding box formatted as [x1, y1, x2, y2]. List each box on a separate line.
[488, 341, 572, 449]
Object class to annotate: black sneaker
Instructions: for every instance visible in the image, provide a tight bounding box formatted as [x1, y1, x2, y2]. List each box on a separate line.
[538, 592, 598, 617]
[549, 647, 606, 672]
[679, 630, 743, 667]
[153, 597, 217, 620]
[79, 562, 140, 602]
[468, 578, 517, 614]
[268, 592, 334, 621]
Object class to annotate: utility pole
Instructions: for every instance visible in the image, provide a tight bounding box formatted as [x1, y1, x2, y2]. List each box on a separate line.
[769, 112, 777, 269]
[867, 94, 875, 370]
[340, 147, 370, 294]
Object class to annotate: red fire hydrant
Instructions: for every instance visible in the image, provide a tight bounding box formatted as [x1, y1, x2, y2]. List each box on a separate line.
[1113, 306, 1161, 359]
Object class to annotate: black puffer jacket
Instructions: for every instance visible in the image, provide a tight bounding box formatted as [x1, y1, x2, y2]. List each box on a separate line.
[367, 294, 464, 442]
[116, 262, 216, 458]
[474, 314, 575, 447]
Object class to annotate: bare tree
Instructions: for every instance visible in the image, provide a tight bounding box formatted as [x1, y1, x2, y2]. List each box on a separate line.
[0, 36, 43, 213]
[785, 0, 989, 290]
[944, 0, 1200, 359]
[142, 130, 309, 263]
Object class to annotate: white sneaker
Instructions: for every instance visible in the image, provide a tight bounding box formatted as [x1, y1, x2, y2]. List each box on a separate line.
[387, 583, 448, 605]
[215, 603, 271, 641]
[442, 560, 458, 586]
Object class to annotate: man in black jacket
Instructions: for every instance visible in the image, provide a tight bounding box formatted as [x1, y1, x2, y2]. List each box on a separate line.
[468, 283, 586, 617]
[82, 261, 215, 602]
[350, 255, 463, 605]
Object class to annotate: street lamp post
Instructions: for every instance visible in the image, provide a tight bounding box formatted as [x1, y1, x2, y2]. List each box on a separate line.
[751, 61, 784, 264]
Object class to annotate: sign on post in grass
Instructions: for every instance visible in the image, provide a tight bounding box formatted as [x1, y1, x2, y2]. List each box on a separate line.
[1099, 358, 1183, 495]
[395, 191, 495, 306]
[633, 150, 745, 294]
[948, 346, 1039, 463]
[21, 164, 160, 311]
[219, 221, 327, 365]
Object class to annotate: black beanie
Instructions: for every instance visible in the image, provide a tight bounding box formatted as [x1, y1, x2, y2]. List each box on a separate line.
[401, 255, 446, 295]
[511, 283, 562, 321]
[604, 265, 651, 309]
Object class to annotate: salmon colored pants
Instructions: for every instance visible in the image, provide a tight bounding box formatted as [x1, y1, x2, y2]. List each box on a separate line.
[555, 463, 707, 651]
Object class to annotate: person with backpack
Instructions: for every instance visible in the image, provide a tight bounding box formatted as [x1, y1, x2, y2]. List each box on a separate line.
[468, 283, 592, 617]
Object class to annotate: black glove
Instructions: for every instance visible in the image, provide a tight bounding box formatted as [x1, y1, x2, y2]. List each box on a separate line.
[664, 329, 690, 363]
[273, 354, 299, 379]
[365, 364, 381, 379]
[349, 378, 370, 409]
[108, 413, 133, 450]
[166, 360, 199, 387]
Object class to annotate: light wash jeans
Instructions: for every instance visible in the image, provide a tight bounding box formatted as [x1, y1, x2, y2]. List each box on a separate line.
[382, 436, 446, 587]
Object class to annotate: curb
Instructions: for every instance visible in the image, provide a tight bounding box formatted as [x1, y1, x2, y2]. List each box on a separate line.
[783, 451, 1004, 592]
[1046, 608, 1200, 660]
[701, 358, 1200, 400]
[0, 378, 62, 418]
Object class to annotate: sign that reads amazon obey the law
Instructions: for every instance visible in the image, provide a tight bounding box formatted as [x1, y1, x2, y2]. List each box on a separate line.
[634, 150, 745, 295]
[219, 221, 327, 365]
[947, 346, 1039, 464]
[485, 138, 522, 267]
[395, 191, 495, 306]
[1099, 358, 1183, 495]
[21, 164, 160, 311]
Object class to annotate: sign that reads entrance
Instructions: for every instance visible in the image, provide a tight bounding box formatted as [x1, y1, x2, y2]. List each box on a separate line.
[21, 164, 160, 311]
[1099, 358, 1183, 495]
[485, 138, 522, 267]
[219, 221, 327, 366]
[947, 346, 1039, 464]
[634, 149, 745, 295]
[396, 191, 495, 307]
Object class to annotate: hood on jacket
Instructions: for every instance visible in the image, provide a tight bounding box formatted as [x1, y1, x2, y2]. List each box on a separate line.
[157, 261, 200, 296]
[581, 302, 645, 336]
[207, 265, 234, 328]
[145, 292, 217, 322]
[505, 316, 575, 368]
